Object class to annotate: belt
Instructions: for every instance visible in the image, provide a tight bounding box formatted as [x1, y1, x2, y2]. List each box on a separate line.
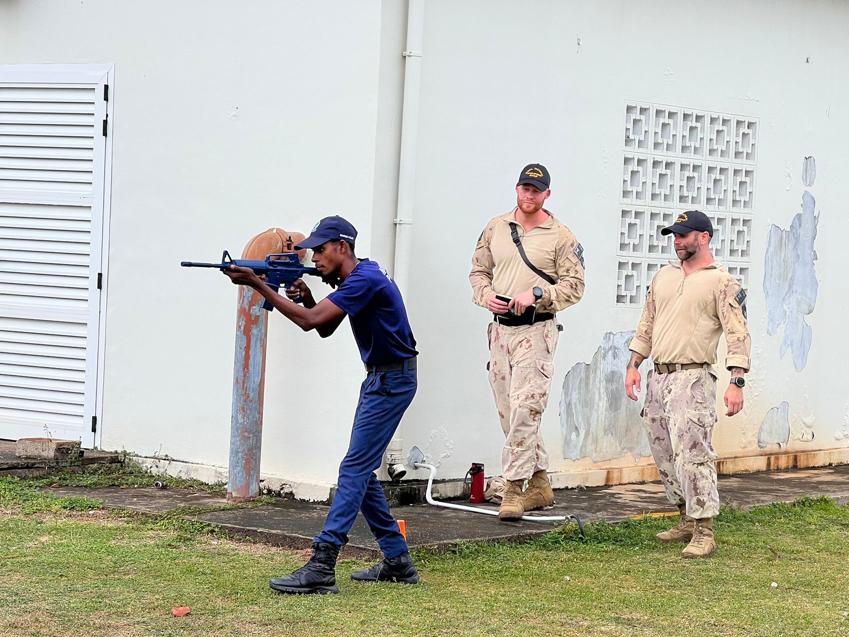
[365, 357, 417, 373]
[493, 312, 555, 327]
[653, 362, 709, 374]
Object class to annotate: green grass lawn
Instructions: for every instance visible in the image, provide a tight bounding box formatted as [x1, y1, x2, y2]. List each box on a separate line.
[1, 469, 848, 637]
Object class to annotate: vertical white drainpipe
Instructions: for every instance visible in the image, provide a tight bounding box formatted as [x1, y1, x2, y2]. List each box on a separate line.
[385, 0, 425, 475]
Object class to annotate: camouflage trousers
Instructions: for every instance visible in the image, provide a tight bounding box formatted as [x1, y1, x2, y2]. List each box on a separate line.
[488, 319, 559, 481]
[643, 367, 720, 519]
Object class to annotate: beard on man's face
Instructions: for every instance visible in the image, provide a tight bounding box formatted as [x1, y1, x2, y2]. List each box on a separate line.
[676, 245, 698, 261]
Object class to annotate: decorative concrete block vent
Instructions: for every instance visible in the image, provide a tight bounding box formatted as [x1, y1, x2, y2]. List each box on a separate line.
[15, 438, 82, 462]
[617, 102, 757, 306]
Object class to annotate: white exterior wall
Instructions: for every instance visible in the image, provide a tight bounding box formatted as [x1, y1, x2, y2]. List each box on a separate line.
[1, 1, 847, 497]
[0, 1, 386, 492]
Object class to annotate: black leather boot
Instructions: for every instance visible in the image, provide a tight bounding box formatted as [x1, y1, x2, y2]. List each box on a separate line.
[351, 551, 420, 584]
[269, 542, 340, 594]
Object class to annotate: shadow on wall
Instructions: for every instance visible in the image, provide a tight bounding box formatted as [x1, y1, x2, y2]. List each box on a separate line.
[560, 331, 650, 462]
[763, 156, 819, 371]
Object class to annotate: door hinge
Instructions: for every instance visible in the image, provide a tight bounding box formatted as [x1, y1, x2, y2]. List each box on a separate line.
[91, 416, 97, 433]
[103, 84, 109, 102]
[97, 272, 102, 289]
[102, 116, 108, 137]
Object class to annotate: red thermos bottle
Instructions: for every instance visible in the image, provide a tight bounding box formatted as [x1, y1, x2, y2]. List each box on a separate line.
[468, 462, 485, 503]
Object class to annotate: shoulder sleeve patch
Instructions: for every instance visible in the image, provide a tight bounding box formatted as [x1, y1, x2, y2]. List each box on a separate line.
[735, 288, 748, 318]
[574, 242, 585, 268]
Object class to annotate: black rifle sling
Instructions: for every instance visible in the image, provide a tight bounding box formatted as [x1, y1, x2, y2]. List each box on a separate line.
[508, 222, 557, 285]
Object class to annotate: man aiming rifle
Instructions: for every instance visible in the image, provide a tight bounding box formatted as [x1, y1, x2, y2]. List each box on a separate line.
[222, 215, 420, 595]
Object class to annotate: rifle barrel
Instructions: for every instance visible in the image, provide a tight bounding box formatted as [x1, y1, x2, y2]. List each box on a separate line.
[180, 261, 224, 268]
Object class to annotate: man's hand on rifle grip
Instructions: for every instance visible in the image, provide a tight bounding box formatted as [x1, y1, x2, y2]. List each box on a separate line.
[222, 265, 263, 289]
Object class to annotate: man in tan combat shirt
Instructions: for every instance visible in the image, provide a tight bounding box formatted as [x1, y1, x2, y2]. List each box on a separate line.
[470, 163, 585, 521]
[625, 210, 751, 558]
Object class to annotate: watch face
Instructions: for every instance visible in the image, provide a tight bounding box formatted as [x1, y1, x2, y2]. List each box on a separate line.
[732, 377, 745, 387]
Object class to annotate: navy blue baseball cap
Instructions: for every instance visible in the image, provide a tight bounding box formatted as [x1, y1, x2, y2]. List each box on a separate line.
[661, 210, 714, 237]
[517, 163, 551, 191]
[295, 215, 358, 249]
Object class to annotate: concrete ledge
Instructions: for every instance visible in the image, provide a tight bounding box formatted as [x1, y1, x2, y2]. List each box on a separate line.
[16, 438, 81, 461]
[390, 447, 849, 501]
[0, 440, 121, 477]
[128, 455, 334, 503]
[127, 446, 849, 505]
[716, 447, 849, 474]
[549, 446, 849, 489]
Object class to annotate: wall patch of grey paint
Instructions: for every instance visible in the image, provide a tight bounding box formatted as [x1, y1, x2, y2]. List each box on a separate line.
[560, 331, 649, 462]
[801, 155, 816, 187]
[763, 157, 819, 371]
[757, 402, 791, 449]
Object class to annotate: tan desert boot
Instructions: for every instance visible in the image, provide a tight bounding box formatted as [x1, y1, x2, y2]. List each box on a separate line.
[681, 518, 716, 559]
[498, 480, 525, 521]
[522, 470, 555, 511]
[656, 503, 695, 543]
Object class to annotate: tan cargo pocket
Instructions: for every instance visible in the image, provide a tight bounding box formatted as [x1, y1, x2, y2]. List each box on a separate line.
[687, 369, 717, 407]
[535, 359, 554, 379]
[683, 410, 719, 464]
[511, 360, 554, 415]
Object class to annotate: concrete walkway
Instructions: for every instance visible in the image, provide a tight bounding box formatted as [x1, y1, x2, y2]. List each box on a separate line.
[45, 465, 849, 558]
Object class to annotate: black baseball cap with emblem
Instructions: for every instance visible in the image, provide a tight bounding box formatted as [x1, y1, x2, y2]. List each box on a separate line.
[661, 210, 713, 237]
[295, 215, 358, 249]
[516, 163, 551, 191]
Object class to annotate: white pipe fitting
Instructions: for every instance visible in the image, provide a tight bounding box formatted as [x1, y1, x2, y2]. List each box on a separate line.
[414, 462, 584, 525]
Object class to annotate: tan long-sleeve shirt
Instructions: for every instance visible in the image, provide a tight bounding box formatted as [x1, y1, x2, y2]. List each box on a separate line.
[629, 262, 751, 371]
[469, 209, 585, 314]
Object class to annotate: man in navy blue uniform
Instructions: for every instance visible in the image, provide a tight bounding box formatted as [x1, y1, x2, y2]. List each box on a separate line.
[223, 215, 419, 595]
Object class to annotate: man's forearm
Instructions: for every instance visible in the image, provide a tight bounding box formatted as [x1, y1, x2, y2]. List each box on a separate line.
[300, 293, 316, 309]
[469, 273, 495, 308]
[628, 352, 645, 369]
[543, 275, 585, 311]
[254, 282, 318, 331]
[729, 366, 746, 378]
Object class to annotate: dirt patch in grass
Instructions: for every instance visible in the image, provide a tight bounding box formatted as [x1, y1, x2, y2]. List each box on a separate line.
[193, 536, 311, 557]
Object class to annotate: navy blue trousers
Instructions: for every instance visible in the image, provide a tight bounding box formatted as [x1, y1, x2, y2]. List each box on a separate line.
[314, 362, 417, 558]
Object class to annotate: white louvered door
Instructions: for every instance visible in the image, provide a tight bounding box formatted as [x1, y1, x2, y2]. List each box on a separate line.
[0, 65, 112, 447]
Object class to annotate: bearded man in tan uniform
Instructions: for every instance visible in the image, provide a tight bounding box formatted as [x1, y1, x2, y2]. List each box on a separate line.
[625, 210, 751, 558]
[470, 163, 585, 521]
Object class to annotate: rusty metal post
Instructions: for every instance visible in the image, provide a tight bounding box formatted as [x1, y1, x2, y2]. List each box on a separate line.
[227, 228, 305, 502]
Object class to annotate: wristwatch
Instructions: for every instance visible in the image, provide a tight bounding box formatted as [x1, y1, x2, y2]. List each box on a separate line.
[730, 377, 746, 388]
[532, 286, 543, 302]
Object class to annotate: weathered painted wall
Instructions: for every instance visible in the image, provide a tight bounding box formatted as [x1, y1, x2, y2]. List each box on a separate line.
[2, 0, 848, 496]
[399, 0, 849, 485]
[764, 158, 819, 372]
[560, 331, 650, 463]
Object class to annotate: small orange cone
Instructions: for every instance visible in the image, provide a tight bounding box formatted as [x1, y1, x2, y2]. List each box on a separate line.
[397, 519, 407, 540]
[171, 607, 192, 617]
